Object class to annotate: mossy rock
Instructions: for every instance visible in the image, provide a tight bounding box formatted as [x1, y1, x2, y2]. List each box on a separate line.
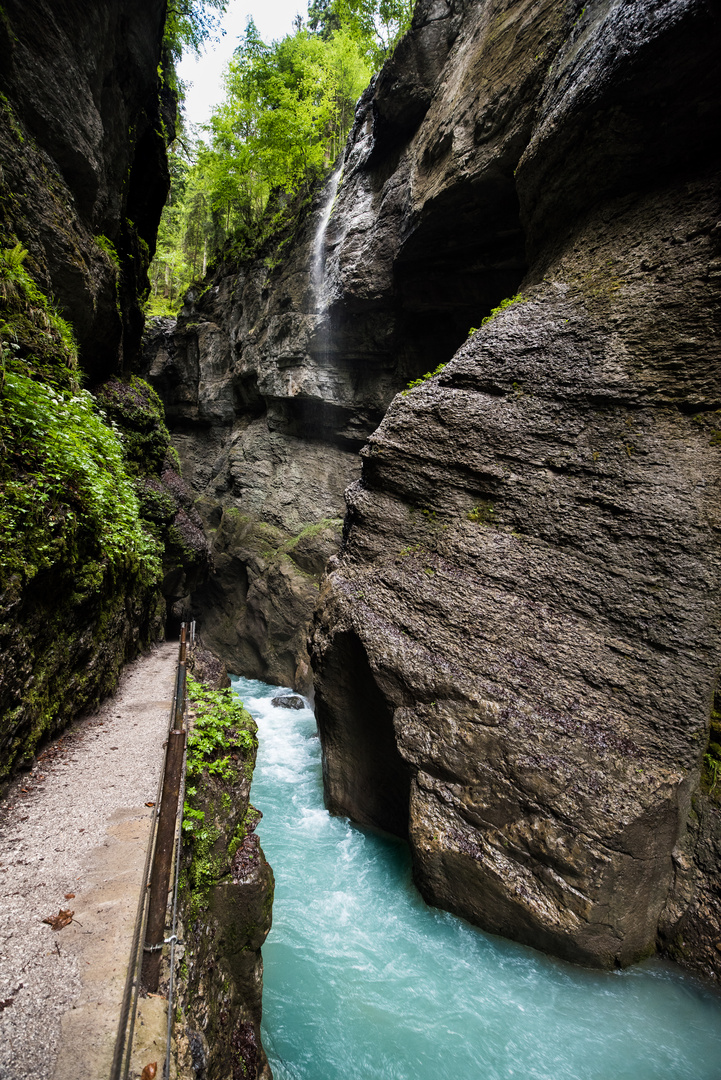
[95, 376, 172, 474]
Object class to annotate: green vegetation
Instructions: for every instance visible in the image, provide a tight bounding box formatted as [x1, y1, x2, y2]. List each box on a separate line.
[467, 502, 495, 525]
[468, 293, 526, 336]
[0, 371, 161, 586]
[150, 0, 415, 310]
[164, 0, 227, 65]
[703, 691, 721, 799]
[95, 234, 120, 269]
[403, 362, 447, 394]
[0, 245, 164, 589]
[182, 674, 258, 908]
[0, 242, 174, 777]
[308, 0, 415, 68]
[184, 674, 257, 818]
[0, 242, 78, 387]
[94, 376, 175, 475]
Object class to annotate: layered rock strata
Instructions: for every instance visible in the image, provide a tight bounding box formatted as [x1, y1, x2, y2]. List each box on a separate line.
[310, 0, 721, 977]
[0, 0, 171, 377]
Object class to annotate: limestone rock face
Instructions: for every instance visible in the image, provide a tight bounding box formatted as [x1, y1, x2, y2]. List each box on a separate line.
[0, 0, 170, 380]
[178, 655, 274, 1080]
[310, 0, 721, 975]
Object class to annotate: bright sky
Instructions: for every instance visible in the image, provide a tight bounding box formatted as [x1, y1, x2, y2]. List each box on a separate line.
[177, 0, 305, 129]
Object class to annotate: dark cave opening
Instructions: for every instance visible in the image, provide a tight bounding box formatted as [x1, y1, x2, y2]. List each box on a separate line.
[314, 630, 411, 840]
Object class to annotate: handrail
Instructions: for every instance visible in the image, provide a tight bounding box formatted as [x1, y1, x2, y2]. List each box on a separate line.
[109, 620, 195, 1080]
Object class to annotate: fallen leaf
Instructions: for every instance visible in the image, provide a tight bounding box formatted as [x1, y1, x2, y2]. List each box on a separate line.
[0, 998, 13, 1012]
[145, 802, 155, 808]
[110, 746, 119, 750]
[141, 1063, 157, 1080]
[43, 908, 74, 931]
[64, 893, 75, 900]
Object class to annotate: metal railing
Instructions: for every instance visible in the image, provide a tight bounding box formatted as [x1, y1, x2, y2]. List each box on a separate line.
[110, 621, 194, 1080]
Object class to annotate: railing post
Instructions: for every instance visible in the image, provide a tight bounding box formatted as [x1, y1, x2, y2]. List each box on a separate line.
[174, 622, 187, 730]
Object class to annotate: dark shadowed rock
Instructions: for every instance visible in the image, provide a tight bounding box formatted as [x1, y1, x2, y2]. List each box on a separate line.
[0, 0, 173, 781]
[271, 695, 306, 710]
[0, 0, 170, 380]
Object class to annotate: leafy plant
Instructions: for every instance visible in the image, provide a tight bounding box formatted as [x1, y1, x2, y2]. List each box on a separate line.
[0, 371, 162, 585]
[184, 674, 256, 791]
[467, 502, 495, 525]
[705, 752, 721, 795]
[403, 362, 446, 394]
[310, 0, 415, 67]
[0, 243, 78, 387]
[95, 234, 120, 269]
[149, 6, 373, 307]
[469, 293, 526, 335]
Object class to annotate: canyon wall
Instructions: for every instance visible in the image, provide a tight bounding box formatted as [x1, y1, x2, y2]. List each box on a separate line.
[0, 0, 209, 780]
[147, 0, 721, 978]
[310, 0, 721, 976]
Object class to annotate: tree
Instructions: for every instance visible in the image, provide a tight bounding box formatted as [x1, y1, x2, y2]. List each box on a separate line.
[164, 0, 227, 64]
[318, 0, 415, 67]
[148, 0, 408, 314]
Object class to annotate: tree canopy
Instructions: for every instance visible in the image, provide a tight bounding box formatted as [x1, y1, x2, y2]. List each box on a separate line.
[148, 0, 415, 314]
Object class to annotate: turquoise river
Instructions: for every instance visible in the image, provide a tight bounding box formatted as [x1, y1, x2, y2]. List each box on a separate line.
[231, 675, 721, 1080]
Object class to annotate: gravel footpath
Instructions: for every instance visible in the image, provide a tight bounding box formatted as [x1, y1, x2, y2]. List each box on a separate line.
[0, 641, 178, 1080]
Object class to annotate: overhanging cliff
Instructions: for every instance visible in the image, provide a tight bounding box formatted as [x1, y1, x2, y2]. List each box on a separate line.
[310, 0, 721, 976]
[0, 0, 209, 780]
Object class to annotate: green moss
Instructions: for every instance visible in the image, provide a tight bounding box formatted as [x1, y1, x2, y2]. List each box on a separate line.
[467, 293, 526, 337]
[94, 376, 173, 475]
[181, 676, 259, 919]
[0, 241, 78, 387]
[467, 501, 495, 525]
[135, 476, 176, 524]
[0, 244, 167, 781]
[228, 806, 262, 861]
[95, 234, 120, 270]
[701, 692, 721, 800]
[282, 517, 343, 551]
[0, 93, 24, 144]
[0, 370, 161, 588]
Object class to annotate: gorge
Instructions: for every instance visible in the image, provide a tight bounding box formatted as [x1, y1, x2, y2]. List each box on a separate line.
[1, 0, 721, 1076]
[145, 0, 721, 983]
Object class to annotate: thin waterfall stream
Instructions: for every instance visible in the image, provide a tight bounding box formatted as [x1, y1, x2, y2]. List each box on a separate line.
[231, 675, 721, 1080]
[311, 165, 343, 315]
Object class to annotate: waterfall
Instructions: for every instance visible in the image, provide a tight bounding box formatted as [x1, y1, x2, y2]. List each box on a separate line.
[311, 165, 343, 315]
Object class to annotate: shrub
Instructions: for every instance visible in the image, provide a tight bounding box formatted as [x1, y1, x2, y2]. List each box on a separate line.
[0, 370, 161, 585]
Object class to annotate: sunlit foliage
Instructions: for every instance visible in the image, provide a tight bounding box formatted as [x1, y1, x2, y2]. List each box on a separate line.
[148, 1, 415, 313]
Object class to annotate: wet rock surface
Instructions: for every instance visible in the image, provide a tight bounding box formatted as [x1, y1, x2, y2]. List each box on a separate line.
[176, 653, 274, 1080]
[310, 0, 721, 976]
[271, 695, 305, 710]
[0, 0, 178, 779]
